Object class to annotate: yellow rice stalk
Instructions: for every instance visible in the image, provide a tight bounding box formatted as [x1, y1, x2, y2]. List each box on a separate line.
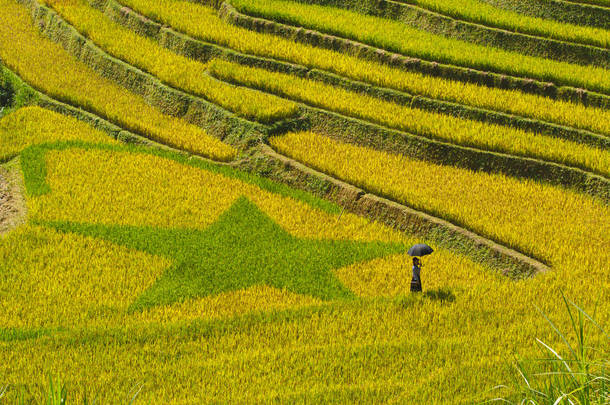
[38, 0, 298, 123]
[0, 0, 235, 160]
[0, 106, 116, 160]
[119, 0, 610, 136]
[210, 59, 610, 176]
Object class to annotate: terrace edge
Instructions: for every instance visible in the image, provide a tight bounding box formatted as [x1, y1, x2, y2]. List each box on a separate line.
[100, 0, 609, 148]
[219, 1, 610, 109]
[0, 63, 552, 280]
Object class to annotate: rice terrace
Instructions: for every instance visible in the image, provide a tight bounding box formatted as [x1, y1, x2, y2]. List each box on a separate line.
[0, 0, 609, 402]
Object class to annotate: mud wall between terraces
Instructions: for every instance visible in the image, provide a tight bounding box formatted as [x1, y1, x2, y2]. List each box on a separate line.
[277, 0, 610, 68]
[242, 145, 551, 279]
[300, 107, 610, 203]
[97, 0, 607, 150]
[218, 1, 610, 109]
[95, 0, 610, 201]
[17, 0, 273, 147]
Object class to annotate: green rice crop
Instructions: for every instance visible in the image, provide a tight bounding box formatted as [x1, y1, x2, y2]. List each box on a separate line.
[47, 197, 405, 310]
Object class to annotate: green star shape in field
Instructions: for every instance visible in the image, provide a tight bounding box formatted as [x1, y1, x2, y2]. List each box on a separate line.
[46, 197, 405, 311]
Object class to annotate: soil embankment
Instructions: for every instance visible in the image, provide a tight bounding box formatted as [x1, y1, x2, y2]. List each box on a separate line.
[0, 165, 26, 235]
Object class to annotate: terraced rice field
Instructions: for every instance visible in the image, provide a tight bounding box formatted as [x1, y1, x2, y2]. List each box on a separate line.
[0, 0, 608, 403]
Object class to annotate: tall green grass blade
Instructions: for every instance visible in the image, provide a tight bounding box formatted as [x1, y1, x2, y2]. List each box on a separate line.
[535, 304, 578, 364]
[127, 382, 143, 405]
[486, 293, 609, 404]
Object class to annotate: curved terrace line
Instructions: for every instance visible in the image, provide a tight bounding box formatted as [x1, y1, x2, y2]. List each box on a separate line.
[97, 0, 610, 110]
[0, 62, 243, 164]
[259, 145, 552, 277]
[20, 0, 609, 200]
[89, 0, 610, 109]
[388, 0, 610, 51]
[301, 70, 610, 148]
[479, 0, 610, 30]
[14, 0, 278, 146]
[230, 74, 610, 181]
[20, 140, 339, 216]
[94, 0, 610, 145]
[219, 1, 610, 105]
[0, 65, 552, 279]
[206, 62, 610, 178]
[4, 59, 246, 158]
[32, 0, 300, 125]
[220, 0, 610, 76]
[298, 106, 610, 203]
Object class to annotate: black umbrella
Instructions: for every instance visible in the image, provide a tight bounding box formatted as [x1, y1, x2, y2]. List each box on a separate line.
[408, 243, 434, 257]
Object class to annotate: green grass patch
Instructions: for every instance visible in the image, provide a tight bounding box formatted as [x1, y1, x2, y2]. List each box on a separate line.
[0, 327, 62, 342]
[43, 196, 405, 310]
[0, 63, 37, 117]
[488, 293, 610, 403]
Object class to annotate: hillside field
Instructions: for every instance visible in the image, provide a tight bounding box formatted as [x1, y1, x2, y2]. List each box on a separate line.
[0, 0, 608, 403]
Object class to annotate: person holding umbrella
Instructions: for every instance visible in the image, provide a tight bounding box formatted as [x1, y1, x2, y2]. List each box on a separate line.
[408, 243, 434, 293]
[411, 257, 423, 292]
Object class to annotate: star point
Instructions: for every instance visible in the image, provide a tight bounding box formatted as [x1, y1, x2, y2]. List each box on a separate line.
[46, 196, 405, 311]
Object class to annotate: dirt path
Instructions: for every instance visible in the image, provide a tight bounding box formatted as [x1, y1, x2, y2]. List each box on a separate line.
[0, 164, 26, 236]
